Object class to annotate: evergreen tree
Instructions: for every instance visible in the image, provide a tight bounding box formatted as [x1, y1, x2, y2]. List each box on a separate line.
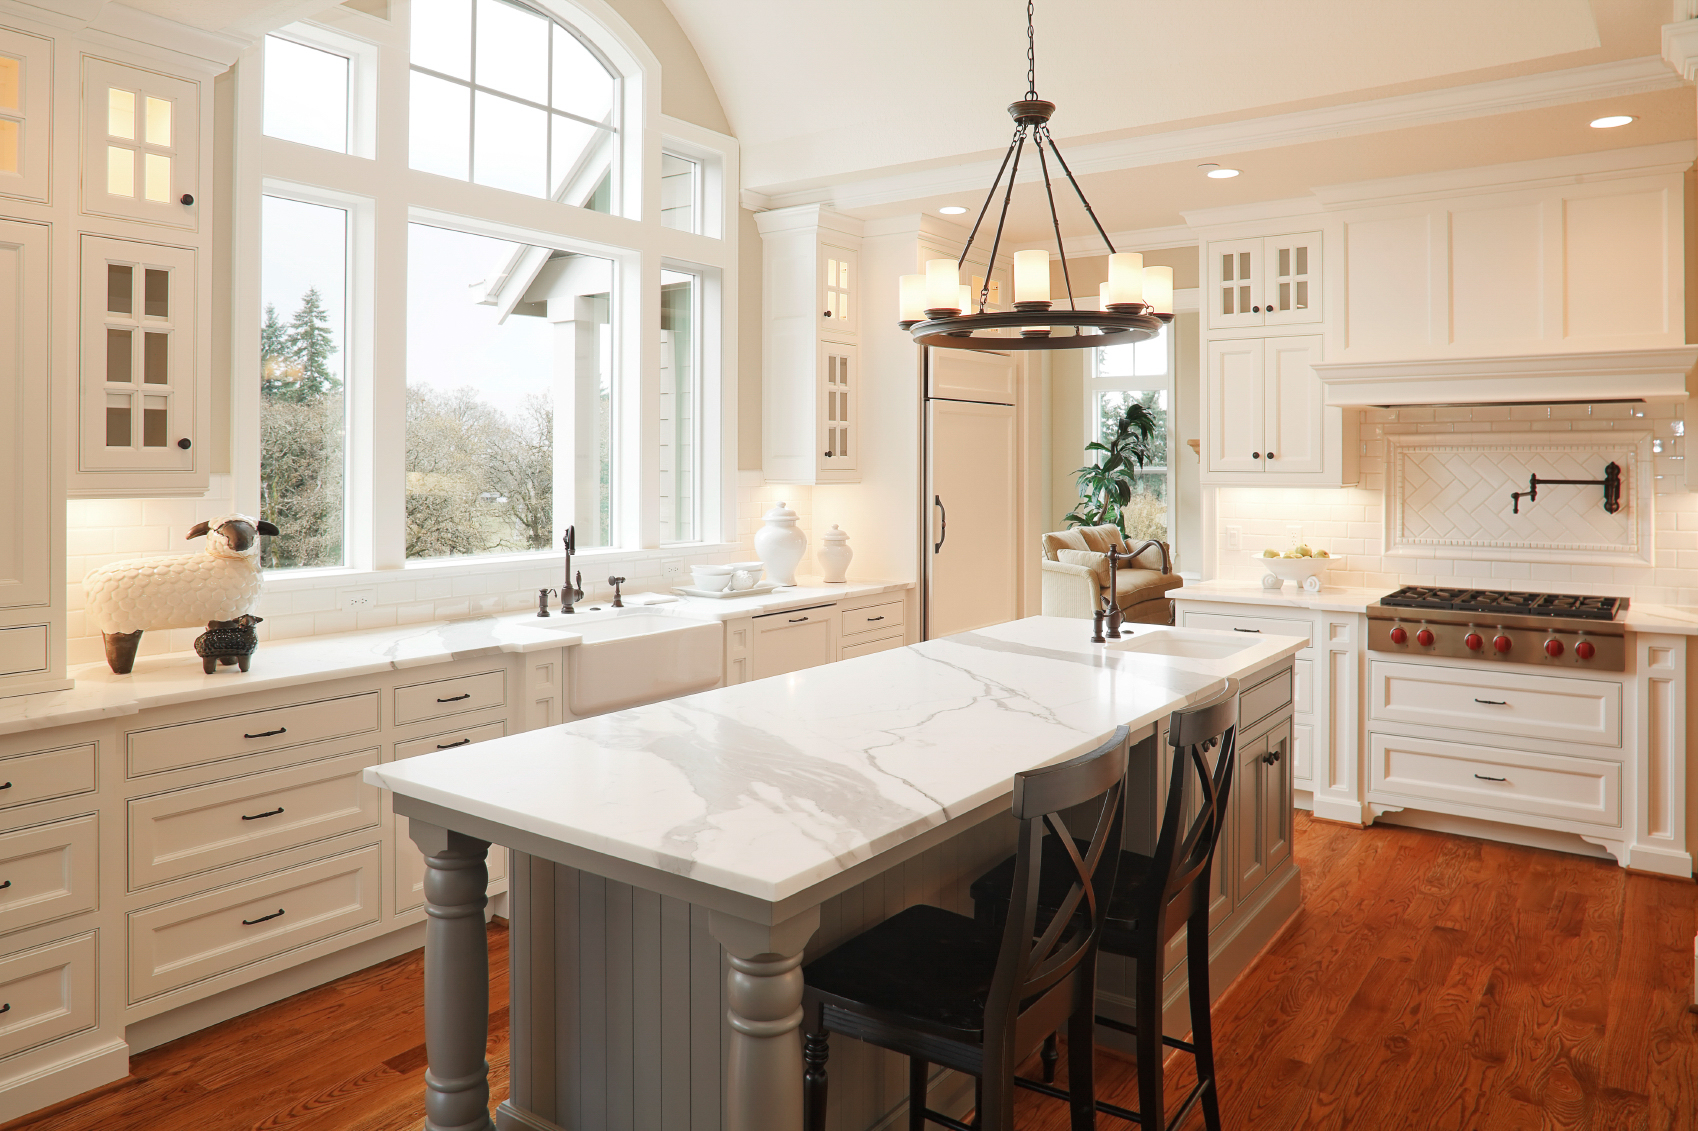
[259, 303, 296, 400]
[286, 287, 340, 401]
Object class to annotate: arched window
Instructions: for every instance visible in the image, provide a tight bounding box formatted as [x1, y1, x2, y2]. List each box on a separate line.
[409, 0, 620, 212]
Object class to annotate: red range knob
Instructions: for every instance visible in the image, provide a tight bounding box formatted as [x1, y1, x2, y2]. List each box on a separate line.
[1416, 628, 1434, 647]
[1545, 639, 1564, 658]
[1575, 640, 1596, 661]
[1493, 635, 1512, 654]
[1390, 626, 1408, 644]
[1465, 633, 1484, 651]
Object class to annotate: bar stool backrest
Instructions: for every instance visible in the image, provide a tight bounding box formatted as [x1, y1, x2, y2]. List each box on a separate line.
[1150, 682, 1239, 936]
[984, 725, 1129, 1072]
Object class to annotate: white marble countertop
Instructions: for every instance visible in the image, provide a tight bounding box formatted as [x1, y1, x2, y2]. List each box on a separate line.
[1619, 604, 1698, 636]
[364, 616, 1306, 910]
[1174, 579, 1386, 613]
[0, 579, 915, 739]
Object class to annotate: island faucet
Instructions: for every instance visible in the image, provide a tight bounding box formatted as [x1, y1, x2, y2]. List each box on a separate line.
[560, 526, 584, 614]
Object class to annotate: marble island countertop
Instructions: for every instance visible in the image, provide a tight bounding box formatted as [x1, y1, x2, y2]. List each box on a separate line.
[364, 616, 1307, 911]
[0, 578, 915, 738]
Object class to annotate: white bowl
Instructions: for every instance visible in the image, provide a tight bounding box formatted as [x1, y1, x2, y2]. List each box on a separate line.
[727, 561, 765, 573]
[727, 563, 765, 591]
[1250, 552, 1334, 592]
[690, 565, 734, 592]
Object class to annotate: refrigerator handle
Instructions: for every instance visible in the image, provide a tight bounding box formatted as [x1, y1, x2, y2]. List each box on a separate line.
[933, 494, 947, 553]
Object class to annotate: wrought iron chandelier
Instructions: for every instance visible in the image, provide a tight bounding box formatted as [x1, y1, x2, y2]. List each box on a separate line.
[898, 1, 1172, 351]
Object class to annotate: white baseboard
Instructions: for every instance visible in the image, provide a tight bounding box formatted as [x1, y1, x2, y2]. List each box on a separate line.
[125, 921, 427, 1054]
[1373, 806, 1615, 861]
[0, 1038, 128, 1124]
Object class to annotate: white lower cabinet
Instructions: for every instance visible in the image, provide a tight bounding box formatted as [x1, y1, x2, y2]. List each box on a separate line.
[750, 604, 838, 680]
[0, 932, 98, 1061]
[1368, 731, 1621, 829]
[393, 718, 509, 914]
[0, 816, 99, 938]
[725, 590, 915, 686]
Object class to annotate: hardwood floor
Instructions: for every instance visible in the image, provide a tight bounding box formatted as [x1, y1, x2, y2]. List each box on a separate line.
[8, 815, 1697, 1131]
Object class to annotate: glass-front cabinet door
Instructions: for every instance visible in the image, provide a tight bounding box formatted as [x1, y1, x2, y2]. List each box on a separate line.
[80, 235, 196, 476]
[1263, 231, 1322, 326]
[82, 57, 199, 230]
[817, 340, 857, 480]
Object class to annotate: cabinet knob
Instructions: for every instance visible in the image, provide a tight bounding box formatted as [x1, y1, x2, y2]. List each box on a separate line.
[1252, 305, 1261, 313]
[177, 438, 191, 449]
[823, 310, 832, 318]
[180, 193, 195, 206]
[824, 450, 833, 457]
[1266, 451, 1275, 460]
[1252, 452, 1261, 459]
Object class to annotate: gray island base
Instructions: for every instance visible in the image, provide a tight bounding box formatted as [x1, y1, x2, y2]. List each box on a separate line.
[369, 616, 1306, 1131]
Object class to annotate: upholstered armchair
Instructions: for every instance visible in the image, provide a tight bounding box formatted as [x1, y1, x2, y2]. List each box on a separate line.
[1039, 523, 1182, 625]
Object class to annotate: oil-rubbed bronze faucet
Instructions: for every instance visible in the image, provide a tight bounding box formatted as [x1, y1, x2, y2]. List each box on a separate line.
[536, 588, 557, 617]
[560, 526, 584, 614]
[608, 576, 626, 607]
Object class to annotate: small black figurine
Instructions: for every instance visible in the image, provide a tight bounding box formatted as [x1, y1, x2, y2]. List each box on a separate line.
[194, 614, 263, 674]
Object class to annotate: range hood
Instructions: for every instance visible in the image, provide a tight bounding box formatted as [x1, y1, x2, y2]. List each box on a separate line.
[1314, 347, 1698, 408]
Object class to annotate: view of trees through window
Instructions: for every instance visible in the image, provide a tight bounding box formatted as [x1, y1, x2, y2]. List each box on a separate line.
[260, 195, 347, 569]
[1094, 327, 1172, 542]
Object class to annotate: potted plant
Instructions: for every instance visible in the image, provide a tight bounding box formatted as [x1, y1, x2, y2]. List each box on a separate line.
[1064, 397, 1160, 535]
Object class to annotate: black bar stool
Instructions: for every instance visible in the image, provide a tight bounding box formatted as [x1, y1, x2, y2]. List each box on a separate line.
[800, 725, 1132, 1131]
[969, 682, 1239, 1131]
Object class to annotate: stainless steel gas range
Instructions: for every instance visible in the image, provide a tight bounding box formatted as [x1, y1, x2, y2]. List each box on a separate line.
[1365, 586, 1628, 672]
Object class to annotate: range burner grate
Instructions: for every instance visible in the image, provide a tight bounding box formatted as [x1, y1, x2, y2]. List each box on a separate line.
[1378, 586, 1626, 621]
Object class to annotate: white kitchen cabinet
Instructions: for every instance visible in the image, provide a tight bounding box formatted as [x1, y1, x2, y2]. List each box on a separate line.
[0, 217, 60, 696]
[1202, 335, 1352, 485]
[81, 57, 199, 231]
[1207, 231, 1321, 331]
[757, 205, 864, 484]
[749, 603, 839, 680]
[76, 235, 205, 492]
[0, 27, 52, 205]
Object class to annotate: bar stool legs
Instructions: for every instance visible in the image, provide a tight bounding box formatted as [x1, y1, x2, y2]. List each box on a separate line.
[1184, 922, 1224, 1131]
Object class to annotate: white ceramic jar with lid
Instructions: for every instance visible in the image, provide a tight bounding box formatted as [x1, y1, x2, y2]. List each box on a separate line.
[818, 525, 852, 584]
[755, 501, 807, 585]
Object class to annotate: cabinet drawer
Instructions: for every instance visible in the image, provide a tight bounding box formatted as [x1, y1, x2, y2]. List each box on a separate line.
[841, 628, 905, 662]
[841, 600, 903, 639]
[0, 815, 99, 937]
[1369, 731, 1620, 828]
[0, 625, 47, 678]
[395, 670, 506, 726]
[128, 692, 380, 777]
[394, 720, 508, 761]
[128, 748, 381, 890]
[1292, 657, 1313, 716]
[0, 744, 97, 814]
[1369, 661, 1620, 748]
[1180, 610, 1312, 649]
[1240, 669, 1292, 729]
[128, 843, 382, 1002]
[750, 605, 837, 681]
[0, 932, 97, 1062]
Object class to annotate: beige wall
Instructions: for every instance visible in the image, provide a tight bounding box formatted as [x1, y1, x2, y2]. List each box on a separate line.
[604, 0, 730, 134]
[1044, 245, 1200, 301]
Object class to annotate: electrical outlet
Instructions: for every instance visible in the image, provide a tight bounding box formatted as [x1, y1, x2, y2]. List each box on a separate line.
[661, 558, 685, 584]
[340, 588, 377, 611]
[1286, 523, 1303, 550]
[1225, 526, 1241, 551]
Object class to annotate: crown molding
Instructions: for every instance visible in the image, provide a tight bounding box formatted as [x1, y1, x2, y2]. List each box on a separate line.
[738, 189, 772, 213]
[1315, 347, 1698, 407]
[754, 56, 1684, 214]
[1007, 223, 1198, 257]
[1663, 17, 1698, 81]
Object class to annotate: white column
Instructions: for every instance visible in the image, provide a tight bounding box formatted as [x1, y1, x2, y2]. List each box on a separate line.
[709, 906, 822, 1131]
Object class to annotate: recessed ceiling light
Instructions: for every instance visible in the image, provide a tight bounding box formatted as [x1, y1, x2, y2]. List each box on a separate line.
[1206, 167, 1240, 179]
[1590, 115, 1635, 129]
[938, 205, 967, 215]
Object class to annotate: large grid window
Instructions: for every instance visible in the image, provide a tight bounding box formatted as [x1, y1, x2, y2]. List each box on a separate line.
[1091, 324, 1173, 542]
[409, 0, 617, 210]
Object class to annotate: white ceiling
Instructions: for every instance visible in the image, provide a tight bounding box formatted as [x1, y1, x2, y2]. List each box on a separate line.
[665, 0, 1614, 197]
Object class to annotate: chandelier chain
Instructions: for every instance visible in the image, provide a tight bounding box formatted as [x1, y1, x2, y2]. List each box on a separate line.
[1026, 0, 1037, 99]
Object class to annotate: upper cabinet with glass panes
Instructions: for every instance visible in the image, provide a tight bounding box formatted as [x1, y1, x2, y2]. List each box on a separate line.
[1206, 231, 1321, 331]
[409, 0, 620, 212]
[0, 27, 50, 203]
[82, 57, 199, 230]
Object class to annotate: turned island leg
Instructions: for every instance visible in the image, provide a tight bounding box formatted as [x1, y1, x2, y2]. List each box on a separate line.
[710, 907, 822, 1131]
[411, 820, 494, 1131]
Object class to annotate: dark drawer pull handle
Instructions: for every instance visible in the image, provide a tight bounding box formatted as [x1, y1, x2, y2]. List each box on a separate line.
[1233, 627, 1260, 633]
[0, 781, 11, 790]
[0, 1003, 8, 1015]
[240, 806, 284, 821]
[1474, 698, 1507, 706]
[0, 880, 10, 891]
[244, 727, 287, 739]
[436, 693, 472, 703]
[788, 617, 809, 623]
[437, 738, 471, 749]
[866, 616, 885, 622]
[1473, 773, 1506, 782]
[242, 908, 286, 926]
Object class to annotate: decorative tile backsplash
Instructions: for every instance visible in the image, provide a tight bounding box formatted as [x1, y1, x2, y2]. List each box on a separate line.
[1218, 401, 1697, 603]
[62, 475, 821, 667]
[1385, 432, 1651, 564]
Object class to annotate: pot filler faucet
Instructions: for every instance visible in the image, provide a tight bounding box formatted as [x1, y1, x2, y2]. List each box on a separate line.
[538, 526, 586, 616]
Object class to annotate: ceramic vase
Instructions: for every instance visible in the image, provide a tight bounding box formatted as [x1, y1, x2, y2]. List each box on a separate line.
[818, 525, 852, 584]
[755, 501, 807, 585]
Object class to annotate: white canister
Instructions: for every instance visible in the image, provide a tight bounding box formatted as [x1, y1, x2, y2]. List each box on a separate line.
[818, 525, 852, 584]
[755, 501, 807, 585]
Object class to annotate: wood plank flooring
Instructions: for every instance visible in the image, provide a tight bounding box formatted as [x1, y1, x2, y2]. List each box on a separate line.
[8, 814, 1697, 1131]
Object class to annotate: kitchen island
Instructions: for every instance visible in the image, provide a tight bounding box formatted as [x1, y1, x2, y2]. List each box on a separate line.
[365, 616, 1307, 1131]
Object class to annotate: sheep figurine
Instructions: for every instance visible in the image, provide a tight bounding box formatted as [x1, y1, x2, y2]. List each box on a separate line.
[84, 514, 279, 674]
[194, 614, 264, 674]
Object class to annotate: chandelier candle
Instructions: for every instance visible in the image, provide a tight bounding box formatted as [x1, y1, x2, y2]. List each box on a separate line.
[925, 258, 960, 316]
[1013, 249, 1051, 306]
[1106, 251, 1144, 308]
[1144, 265, 1174, 316]
[898, 274, 927, 327]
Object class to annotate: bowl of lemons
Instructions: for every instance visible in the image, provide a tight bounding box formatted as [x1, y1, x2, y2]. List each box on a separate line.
[1250, 545, 1334, 592]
